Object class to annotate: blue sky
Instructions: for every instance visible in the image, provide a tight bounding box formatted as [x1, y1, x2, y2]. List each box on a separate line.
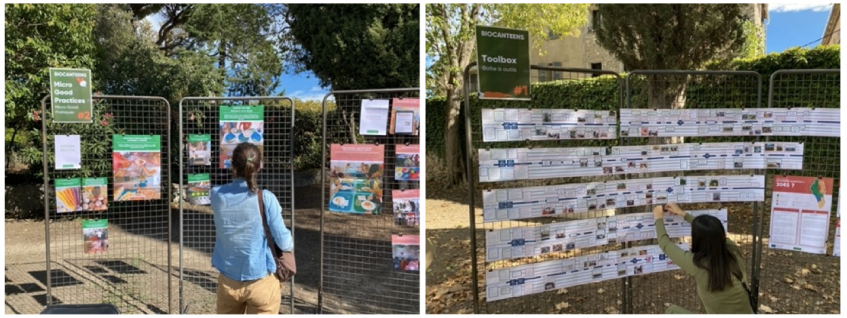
[766, 3, 833, 53]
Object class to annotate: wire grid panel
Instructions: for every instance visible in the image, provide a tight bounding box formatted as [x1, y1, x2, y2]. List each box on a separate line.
[758, 70, 841, 314]
[40, 95, 174, 314]
[466, 66, 626, 314]
[178, 98, 295, 314]
[320, 89, 420, 314]
[623, 71, 763, 314]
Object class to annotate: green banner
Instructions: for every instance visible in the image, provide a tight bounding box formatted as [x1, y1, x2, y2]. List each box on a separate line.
[82, 177, 107, 187]
[82, 219, 108, 229]
[49, 68, 94, 123]
[55, 178, 82, 188]
[475, 26, 531, 101]
[188, 134, 211, 142]
[112, 135, 161, 152]
[187, 173, 210, 183]
[220, 105, 264, 121]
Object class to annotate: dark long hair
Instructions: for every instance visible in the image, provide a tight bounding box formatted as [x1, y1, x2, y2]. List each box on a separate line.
[690, 215, 742, 292]
[232, 143, 262, 194]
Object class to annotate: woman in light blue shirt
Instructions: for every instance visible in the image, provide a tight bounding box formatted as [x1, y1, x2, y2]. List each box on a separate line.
[211, 142, 293, 314]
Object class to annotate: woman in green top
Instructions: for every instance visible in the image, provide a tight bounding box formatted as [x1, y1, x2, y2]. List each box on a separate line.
[653, 203, 754, 314]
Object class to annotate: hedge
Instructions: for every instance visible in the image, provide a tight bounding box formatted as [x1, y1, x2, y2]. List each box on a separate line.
[426, 45, 840, 159]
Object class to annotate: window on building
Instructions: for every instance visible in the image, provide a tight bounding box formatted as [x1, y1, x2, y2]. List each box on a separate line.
[538, 67, 547, 82]
[591, 10, 601, 31]
[591, 63, 602, 77]
[547, 29, 560, 40]
[552, 62, 563, 80]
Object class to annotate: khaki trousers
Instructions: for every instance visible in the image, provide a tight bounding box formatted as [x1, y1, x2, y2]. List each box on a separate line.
[665, 304, 696, 314]
[216, 273, 281, 314]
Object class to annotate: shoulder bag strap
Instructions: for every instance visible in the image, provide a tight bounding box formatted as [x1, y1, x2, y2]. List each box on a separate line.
[257, 190, 280, 259]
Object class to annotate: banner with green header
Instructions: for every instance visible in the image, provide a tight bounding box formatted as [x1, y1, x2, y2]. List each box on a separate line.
[187, 173, 210, 183]
[220, 105, 264, 121]
[187, 173, 211, 205]
[188, 134, 211, 142]
[112, 135, 161, 152]
[49, 68, 94, 123]
[55, 178, 82, 213]
[475, 26, 531, 101]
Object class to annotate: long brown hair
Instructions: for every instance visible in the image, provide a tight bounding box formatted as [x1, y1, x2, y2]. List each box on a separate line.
[231, 142, 262, 194]
[690, 215, 742, 292]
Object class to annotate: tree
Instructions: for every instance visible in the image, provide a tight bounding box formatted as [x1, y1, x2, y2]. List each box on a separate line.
[426, 4, 589, 185]
[595, 4, 747, 110]
[5, 4, 98, 166]
[284, 4, 419, 90]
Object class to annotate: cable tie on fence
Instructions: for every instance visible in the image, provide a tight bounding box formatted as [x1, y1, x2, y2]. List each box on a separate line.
[400, 187, 405, 192]
[398, 232, 403, 237]
[399, 96, 404, 100]
[374, 140, 380, 146]
[404, 141, 410, 146]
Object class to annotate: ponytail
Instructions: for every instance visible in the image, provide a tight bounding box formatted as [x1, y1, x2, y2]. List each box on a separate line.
[231, 142, 263, 194]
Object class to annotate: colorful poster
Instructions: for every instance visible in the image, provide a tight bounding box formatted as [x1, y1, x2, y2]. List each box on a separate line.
[834, 185, 841, 257]
[359, 99, 390, 136]
[187, 173, 211, 206]
[49, 68, 93, 123]
[55, 135, 81, 170]
[329, 144, 385, 214]
[392, 235, 420, 273]
[188, 134, 212, 166]
[769, 176, 834, 254]
[82, 219, 108, 254]
[394, 144, 420, 181]
[475, 25, 531, 100]
[392, 189, 420, 227]
[220, 106, 264, 169]
[55, 178, 82, 213]
[113, 135, 161, 201]
[390, 98, 420, 135]
[82, 178, 108, 211]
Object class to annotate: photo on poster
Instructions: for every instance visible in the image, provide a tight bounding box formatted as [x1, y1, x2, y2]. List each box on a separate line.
[82, 178, 108, 211]
[82, 219, 108, 254]
[187, 173, 211, 206]
[329, 144, 385, 214]
[220, 106, 264, 169]
[359, 99, 390, 136]
[392, 234, 420, 273]
[55, 135, 82, 170]
[113, 135, 161, 201]
[56, 178, 82, 213]
[395, 144, 420, 181]
[390, 98, 420, 135]
[392, 189, 420, 227]
[188, 134, 212, 166]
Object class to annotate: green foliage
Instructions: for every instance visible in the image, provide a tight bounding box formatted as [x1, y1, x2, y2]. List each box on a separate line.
[720, 45, 841, 80]
[740, 20, 764, 59]
[489, 4, 590, 55]
[291, 99, 336, 170]
[285, 4, 419, 90]
[595, 4, 747, 70]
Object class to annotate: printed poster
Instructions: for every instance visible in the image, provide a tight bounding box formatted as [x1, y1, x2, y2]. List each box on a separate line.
[392, 189, 420, 227]
[359, 99, 390, 136]
[835, 185, 841, 257]
[188, 134, 212, 166]
[49, 68, 93, 123]
[392, 235, 420, 273]
[187, 173, 211, 206]
[82, 219, 108, 254]
[56, 178, 82, 213]
[390, 98, 420, 135]
[55, 135, 81, 170]
[769, 176, 834, 254]
[475, 25, 531, 100]
[329, 144, 385, 214]
[82, 177, 108, 211]
[113, 135, 161, 201]
[220, 106, 264, 169]
[395, 144, 420, 181]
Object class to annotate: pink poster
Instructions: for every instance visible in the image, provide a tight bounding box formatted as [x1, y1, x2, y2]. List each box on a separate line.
[392, 189, 420, 227]
[329, 144, 385, 214]
[394, 144, 420, 181]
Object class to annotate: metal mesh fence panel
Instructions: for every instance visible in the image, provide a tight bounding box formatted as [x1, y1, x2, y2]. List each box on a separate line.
[178, 97, 296, 314]
[624, 71, 763, 314]
[464, 65, 627, 314]
[40, 95, 174, 314]
[757, 70, 841, 314]
[319, 88, 421, 314]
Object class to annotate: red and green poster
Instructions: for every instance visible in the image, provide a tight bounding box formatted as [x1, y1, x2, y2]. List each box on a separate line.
[113, 135, 161, 201]
[475, 26, 531, 100]
[49, 68, 93, 123]
[769, 176, 834, 254]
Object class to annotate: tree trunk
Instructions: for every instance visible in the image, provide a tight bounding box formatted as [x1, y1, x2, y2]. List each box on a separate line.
[6, 127, 18, 169]
[645, 75, 687, 180]
[444, 85, 466, 185]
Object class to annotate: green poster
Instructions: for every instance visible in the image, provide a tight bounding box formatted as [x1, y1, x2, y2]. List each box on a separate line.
[55, 178, 82, 213]
[475, 26, 531, 101]
[187, 173, 211, 206]
[219, 106, 264, 169]
[49, 68, 94, 123]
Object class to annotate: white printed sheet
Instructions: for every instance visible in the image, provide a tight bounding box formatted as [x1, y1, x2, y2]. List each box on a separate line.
[485, 209, 726, 262]
[619, 108, 839, 138]
[481, 108, 618, 142]
[478, 142, 801, 182]
[482, 175, 763, 223]
[486, 243, 687, 302]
